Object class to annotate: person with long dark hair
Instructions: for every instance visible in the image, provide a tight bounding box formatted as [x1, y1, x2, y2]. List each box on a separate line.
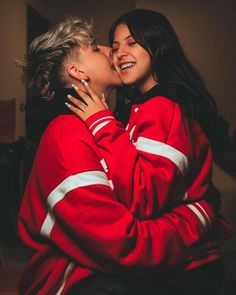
[66, 9, 232, 294]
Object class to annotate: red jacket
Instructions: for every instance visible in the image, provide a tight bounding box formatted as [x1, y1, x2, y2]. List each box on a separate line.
[18, 113, 225, 295]
[84, 88, 232, 266]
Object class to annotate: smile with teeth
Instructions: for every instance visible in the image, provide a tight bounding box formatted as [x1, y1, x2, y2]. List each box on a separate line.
[120, 62, 135, 70]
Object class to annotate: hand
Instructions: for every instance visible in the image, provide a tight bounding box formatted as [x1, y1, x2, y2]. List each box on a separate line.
[65, 80, 109, 121]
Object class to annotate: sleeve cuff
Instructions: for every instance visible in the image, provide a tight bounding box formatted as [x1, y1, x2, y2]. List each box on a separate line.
[85, 110, 115, 136]
[168, 199, 215, 248]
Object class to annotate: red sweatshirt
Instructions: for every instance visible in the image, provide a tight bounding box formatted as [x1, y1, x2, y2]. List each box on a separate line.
[18, 113, 226, 295]
[84, 87, 232, 267]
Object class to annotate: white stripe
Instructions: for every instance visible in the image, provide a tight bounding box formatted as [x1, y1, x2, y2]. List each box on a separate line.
[89, 116, 114, 130]
[100, 158, 108, 172]
[41, 210, 55, 238]
[125, 123, 129, 130]
[41, 171, 110, 237]
[92, 121, 111, 136]
[195, 202, 211, 226]
[47, 171, 110, 208]
[109, 179, 114, 190]
[129, 125, 136, 141]
[187, 204, 208, 229]
[55, 262, 74, 295]
[134, 136, 188, 174]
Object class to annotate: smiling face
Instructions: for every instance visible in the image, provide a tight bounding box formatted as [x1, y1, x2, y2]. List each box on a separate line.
[111, 23, 157, 93]
[70, 42, 122, 95]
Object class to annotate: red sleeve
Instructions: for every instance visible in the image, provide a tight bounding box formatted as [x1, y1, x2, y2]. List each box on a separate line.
[18, 115, 212, 275]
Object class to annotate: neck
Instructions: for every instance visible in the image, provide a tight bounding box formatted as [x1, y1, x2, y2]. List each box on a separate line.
[139, 81, 158, 94]
[91, 83, 111, 98]
[95, 84, 114, 99]
[137, 75, 158, 94]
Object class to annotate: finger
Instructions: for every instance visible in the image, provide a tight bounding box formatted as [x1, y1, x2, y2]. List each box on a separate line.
[71, 84, 92, 105]
[65, 102, 88, 122]
[65, 102, 84, 115]
[80, 80, 101, 102]
[101, 93, 109, 109]
[67, 94, 87, 110]
[102, 98, 109, 109]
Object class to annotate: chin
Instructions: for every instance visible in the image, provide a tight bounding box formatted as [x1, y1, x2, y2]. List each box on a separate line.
[119, 75, 136, 86]
[111, 77, 123, 87]
[116, 80, 123, 87]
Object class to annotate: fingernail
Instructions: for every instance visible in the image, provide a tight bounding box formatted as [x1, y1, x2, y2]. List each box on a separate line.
[71, 84, 78, 90]
[65, 102, 72, 108]
[81, 79, 88, 86]
[101, 92, 105, 98]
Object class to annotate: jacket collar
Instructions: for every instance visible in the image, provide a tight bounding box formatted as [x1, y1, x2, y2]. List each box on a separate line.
[131, 83, 179, 105]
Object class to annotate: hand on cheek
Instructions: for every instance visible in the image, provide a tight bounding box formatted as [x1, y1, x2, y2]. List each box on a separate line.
[65, 80, 109, 121]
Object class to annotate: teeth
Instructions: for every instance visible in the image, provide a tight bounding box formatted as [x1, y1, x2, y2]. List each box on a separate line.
[120, 62, 135, 70]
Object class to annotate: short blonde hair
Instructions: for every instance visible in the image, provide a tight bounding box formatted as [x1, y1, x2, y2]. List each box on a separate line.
[20, 16, 94, 99]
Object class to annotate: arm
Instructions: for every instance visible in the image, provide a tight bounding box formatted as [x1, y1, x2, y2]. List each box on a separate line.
[84, 102, 187, 217]
[18, 116, 214, 275]
[67, 86, 215, 228]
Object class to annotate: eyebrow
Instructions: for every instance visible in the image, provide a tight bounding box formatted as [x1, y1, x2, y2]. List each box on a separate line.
[112, 35, 133, 45]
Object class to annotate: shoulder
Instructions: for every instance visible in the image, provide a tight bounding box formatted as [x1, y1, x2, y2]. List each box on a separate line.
[48, 114, 84, 129]
[140, 95, 181, 120]
[45, 114, 90, 138]
[35, 114, 100, 171]
[144, 95, 178, 107]
[139, 84, 184, 115]
[40, 114, 95, 152]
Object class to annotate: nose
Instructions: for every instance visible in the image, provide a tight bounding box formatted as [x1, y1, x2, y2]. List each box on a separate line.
[113, 45, 128, 59]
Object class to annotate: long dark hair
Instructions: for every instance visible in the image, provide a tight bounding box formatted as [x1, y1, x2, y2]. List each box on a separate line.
[109, 9, 229, 155]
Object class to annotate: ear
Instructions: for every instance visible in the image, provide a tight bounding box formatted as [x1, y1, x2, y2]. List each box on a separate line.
[67, 64, 89, 81]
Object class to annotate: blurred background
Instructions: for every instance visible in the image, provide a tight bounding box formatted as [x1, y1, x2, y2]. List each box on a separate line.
[0, 0, 235, 294]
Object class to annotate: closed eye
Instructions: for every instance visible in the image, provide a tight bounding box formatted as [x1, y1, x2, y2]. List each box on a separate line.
[128, 41, 137, 46]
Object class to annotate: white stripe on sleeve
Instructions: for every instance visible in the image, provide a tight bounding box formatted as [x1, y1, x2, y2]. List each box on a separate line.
[187, 203, 208, 230]
[129, 125, 136, 141]
[100, 158, 109, 172]
[41, 210, 55, 238]
[89, 116, 114, 130]
[92, 120, 111, 136]
[134, 136, 188, 174]
[41, 171, 111, 238]
[195, 202, 211, 226]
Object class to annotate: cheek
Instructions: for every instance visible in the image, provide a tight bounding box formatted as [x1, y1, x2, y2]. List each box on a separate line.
[96, 64, 113, 81]
[139, 53, 152, 70]
[112, 55, 119, 68]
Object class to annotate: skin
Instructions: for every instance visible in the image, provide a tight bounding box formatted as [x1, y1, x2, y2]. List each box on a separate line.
[111, 23, 157, 94]
[67, 43, 121, 98]
[66, 23, 158, 120]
